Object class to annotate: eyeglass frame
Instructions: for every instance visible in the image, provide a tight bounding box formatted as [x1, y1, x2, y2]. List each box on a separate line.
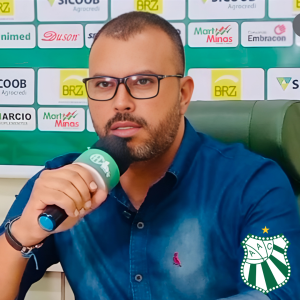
[82, 74, 184, 101]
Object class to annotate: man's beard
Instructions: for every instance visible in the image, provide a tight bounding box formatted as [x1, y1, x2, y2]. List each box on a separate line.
[94, 101, 181, 162]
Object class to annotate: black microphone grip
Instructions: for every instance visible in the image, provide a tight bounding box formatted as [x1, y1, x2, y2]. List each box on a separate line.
[38, 205, 68, 232]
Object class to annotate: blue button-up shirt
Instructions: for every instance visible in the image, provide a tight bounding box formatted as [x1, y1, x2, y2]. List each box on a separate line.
[1, 119, 300, 300]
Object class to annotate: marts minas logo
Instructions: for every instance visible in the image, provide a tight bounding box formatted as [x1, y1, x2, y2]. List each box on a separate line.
[194, 25, 233, 44]
[43, 110, 79, 128]
[134, 0, 163, 14]
[211, 69, 242, 100]
[0, 0, 14, 16]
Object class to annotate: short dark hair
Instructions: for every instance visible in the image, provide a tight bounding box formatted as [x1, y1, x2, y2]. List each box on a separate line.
[91, 11, 185, 74]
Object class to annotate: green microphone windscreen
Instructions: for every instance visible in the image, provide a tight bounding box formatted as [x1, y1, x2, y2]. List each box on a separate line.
[91, 136, 132, 175]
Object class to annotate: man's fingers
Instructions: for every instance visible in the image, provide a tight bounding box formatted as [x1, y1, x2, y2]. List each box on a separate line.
[39, 177, 87, 212]
[33, 186, 78, 218]
[59, 164, 98, 193]
[90, 189, 108, 210]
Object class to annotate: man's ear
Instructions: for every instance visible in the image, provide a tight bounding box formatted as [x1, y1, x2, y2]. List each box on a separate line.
[179, 76, 194, 115]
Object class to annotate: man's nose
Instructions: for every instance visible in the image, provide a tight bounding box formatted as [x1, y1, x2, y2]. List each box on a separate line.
[112, 83, 135, 113]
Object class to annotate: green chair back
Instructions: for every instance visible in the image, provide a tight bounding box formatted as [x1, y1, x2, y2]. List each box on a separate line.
[186, 100, 300, 198]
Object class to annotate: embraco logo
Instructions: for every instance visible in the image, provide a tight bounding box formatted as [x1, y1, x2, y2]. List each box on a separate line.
[43, 110, 80, 128]
[211, 69, 242, 100]
[60, 69, 88, 99]
[0, 0, 14, 16]
[134, 0, 163, 14]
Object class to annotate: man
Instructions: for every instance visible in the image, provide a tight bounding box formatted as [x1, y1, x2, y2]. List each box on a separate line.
[0, 12, 300, 300]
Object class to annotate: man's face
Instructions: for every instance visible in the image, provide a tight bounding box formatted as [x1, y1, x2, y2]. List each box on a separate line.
[88, 27, 184, 162]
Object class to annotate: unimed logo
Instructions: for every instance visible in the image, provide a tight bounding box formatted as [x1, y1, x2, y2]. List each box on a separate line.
[0, 25, 35, 48]
[134, 0, 163, 14]
[211, 69, 242, 100]
[0, 0, 14, 15]
[60, 69, 88, 99]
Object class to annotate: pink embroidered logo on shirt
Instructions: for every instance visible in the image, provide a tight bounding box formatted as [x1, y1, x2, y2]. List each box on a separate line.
[173, 252, 182, 267]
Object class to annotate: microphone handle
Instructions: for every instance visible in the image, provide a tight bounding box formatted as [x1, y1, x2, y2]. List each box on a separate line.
[38, 205, 68, 232]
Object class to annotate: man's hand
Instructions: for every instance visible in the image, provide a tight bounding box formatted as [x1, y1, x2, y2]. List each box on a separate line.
[10, 165, 107, 247]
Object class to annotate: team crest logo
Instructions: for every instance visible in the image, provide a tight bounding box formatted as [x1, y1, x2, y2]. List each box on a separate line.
[90, 154, 111, 178]
[240, 234, 290, 294]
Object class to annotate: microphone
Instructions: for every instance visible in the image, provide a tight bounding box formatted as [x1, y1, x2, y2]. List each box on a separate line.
[38, 136, 132, 232]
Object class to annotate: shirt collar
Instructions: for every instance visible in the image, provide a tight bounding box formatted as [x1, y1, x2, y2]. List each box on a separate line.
[167, 117, 203, 187]
[110, 117, 202, 209]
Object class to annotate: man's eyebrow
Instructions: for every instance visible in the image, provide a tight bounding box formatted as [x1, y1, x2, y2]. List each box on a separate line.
[90, 70, 158, 77]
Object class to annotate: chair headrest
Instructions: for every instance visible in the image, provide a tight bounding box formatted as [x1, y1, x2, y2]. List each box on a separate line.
[186, 100, 300, 183]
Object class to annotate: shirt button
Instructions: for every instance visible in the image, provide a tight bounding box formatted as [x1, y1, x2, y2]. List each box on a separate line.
[137, 222, 144, 229]
[135, 274, 143, 282]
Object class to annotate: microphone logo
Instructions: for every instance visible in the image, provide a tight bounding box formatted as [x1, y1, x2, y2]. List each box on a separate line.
[90, 154, 111, 178]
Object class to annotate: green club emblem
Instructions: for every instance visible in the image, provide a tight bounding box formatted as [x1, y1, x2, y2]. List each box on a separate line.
[90, 154, 111, 178]
[241, 234, 290, 294]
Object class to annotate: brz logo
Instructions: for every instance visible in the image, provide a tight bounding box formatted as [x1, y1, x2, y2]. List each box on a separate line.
[0, 0, 14, 15]
[42, 31, 79, 41]
[135, 0, 163, 14]
[211, 69, 242, 100]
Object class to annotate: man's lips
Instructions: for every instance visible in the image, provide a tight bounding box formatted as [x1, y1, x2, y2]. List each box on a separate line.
[110, 121, 141, 130]
[110, 121, 142, 138]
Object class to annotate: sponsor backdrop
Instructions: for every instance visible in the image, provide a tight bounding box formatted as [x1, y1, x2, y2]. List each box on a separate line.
[0, 0, 299, 175]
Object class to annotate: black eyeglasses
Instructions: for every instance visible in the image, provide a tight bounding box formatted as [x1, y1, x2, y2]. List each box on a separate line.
[82, 74, 183, 101]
